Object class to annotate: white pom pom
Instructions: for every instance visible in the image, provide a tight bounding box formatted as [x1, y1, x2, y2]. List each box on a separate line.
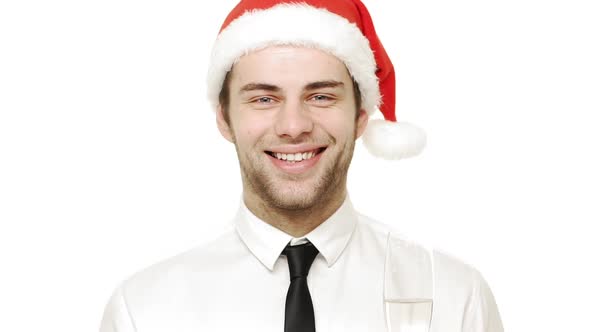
[362, 120, 427, 160]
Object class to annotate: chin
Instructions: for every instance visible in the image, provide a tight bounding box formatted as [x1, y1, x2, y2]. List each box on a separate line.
[261, 181, 327, 211]
[267, 197, 318, 211]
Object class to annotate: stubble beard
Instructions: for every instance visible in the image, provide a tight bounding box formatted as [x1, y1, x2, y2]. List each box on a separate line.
[236, 137, 356, 212]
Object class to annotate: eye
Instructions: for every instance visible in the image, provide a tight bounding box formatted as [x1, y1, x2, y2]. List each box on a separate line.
[311, 95, 332, 101]
[255, 96, 274, 103]
[246, 95, 280, 109]
[249, 96, 278, 105]
[307, 94, 336, 106]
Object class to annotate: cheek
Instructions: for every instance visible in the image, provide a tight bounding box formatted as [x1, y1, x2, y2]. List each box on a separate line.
[312, 111, 357, 138]
[232, 111, 273, 146]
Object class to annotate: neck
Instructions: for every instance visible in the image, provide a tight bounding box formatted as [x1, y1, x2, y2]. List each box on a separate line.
[243, 189, 347, 238]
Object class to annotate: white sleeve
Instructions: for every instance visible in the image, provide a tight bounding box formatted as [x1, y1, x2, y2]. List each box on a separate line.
[463, 271, 504, 332]
[99, 286, 137, 332]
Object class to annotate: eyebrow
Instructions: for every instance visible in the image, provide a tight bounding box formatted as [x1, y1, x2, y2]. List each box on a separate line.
[239, 80, 344, 94]
[304, 80, 344, 91]
[239, 83, 281, 94]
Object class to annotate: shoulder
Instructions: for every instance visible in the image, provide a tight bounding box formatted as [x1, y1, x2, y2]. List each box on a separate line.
[101, 227, 247, 330]
[360, 212, 503, 328]
[357, 210, 483, 273]
[116, 227, 244, 300]
[355, 211, 410, 242]
[355, 211, 429, 257]
[356, 210, 489, 294]
[433, 248, 480, 280]
[430, 248, 487, 305]
[430, 249, 504, 330]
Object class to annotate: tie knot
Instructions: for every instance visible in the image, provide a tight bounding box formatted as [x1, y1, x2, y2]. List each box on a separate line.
[282, 242, 319, 280]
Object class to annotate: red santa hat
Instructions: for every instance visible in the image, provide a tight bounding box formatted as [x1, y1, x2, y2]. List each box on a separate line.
[207, 0, 426, 160]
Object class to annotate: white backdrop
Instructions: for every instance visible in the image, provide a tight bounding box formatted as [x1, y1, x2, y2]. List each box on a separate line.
[1, 0, 589, 331]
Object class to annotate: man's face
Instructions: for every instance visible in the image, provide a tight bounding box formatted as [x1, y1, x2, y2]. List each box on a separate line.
[217, 46, 368, 210]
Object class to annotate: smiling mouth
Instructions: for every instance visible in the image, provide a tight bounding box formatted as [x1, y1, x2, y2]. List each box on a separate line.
[264, 148, 326, 163]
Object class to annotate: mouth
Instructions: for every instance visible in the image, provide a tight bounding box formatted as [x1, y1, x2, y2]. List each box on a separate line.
[263, 147, 327, 174]
[264, 147, 327, 163]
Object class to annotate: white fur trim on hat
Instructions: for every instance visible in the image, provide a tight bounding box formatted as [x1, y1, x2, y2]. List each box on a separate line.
[362, 120, 427, 160]
[207, 3, 380, 115]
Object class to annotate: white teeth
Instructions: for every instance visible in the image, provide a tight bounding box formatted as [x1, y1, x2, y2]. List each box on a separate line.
[272, 150, 317, 162]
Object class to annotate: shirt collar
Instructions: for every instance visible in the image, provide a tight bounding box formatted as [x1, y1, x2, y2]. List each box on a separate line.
[234, 195, 358, 271]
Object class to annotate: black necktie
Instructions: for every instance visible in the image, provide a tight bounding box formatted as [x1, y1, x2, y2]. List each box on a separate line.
[282, 241, 319, 332]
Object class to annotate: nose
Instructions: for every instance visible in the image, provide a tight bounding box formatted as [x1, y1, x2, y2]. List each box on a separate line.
[274, 99, 313, 138]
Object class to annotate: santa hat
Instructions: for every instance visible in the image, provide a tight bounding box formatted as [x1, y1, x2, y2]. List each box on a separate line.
[207, 0, 426, 160]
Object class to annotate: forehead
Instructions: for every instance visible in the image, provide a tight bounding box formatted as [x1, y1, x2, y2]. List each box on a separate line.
[230, 46, 352, 88]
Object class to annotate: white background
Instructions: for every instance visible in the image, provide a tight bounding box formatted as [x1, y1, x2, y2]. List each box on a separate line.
[1, 0, 588, 331]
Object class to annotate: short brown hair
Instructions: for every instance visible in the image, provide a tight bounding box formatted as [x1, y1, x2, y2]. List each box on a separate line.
[218, 70, 362, 125]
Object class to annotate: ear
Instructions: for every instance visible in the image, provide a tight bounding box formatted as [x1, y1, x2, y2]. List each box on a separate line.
[355, 109, 369, 139]
[216, 106, 235, 143]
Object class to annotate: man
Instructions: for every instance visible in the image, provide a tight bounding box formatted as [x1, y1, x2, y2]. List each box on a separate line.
[100, 0, 503, 331]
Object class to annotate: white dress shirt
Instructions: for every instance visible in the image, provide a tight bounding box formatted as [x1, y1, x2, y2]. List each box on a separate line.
[100, 196, 503, 332]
